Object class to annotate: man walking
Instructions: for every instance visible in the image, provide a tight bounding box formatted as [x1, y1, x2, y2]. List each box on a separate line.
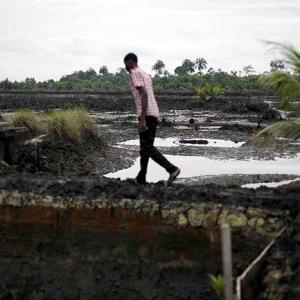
[124, 53, 180, 185]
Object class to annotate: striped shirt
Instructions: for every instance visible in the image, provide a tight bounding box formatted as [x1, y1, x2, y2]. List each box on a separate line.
[130, 67, 159, 118]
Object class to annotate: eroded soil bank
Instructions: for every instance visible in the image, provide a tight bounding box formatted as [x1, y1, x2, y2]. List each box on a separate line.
[0, 202, 268, 300]
[0, 182, 283, 300]
[0, 174, 298, 299]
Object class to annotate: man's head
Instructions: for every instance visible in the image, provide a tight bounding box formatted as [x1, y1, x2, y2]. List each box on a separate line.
[124, 53, 138, 72]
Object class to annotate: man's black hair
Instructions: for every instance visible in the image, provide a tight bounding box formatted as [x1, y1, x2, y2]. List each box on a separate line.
[124, 53, 138, 63]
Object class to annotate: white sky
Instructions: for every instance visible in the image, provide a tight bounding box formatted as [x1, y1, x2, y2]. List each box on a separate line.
[0, 0, 299, 81]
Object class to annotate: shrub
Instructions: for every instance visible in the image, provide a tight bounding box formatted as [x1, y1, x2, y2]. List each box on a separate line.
[195, 85, 225, 100]
[44, 108, 96, 143]
[11, 109, 42, 132]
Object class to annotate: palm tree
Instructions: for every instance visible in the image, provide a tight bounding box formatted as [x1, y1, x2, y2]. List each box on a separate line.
[270, 59, 285, 72]
[152, 60, 165, 76]
[195, 57, 208, 74]
[243, 64, 255, 76]
[181, 59, 195, 74]
[253, 42, 300, 145]
[99, 65, 109, 77]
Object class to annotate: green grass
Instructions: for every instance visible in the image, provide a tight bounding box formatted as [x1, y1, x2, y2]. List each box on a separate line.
[44, 108, 96, 143]
[11, 109, 42, 132]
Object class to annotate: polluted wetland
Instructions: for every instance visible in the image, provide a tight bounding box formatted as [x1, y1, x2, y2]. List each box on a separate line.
[0, 92, 299, 300]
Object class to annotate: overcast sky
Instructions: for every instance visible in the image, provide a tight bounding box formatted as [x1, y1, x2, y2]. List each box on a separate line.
[0, 0, 299, 81]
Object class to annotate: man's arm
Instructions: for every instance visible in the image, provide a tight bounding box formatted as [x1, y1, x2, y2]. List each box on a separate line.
[137, 86, 148, 132]
[137, 86, 148, 119]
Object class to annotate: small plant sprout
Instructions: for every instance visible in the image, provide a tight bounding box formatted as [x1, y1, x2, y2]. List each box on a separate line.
[208, 274, 225, 298]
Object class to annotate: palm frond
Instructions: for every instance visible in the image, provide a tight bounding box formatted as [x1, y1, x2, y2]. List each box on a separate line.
[259, 41, 300, 115]
[259, 72, 300, 108]
[264, 41, 300, 74]
[252, 121, 300, 146]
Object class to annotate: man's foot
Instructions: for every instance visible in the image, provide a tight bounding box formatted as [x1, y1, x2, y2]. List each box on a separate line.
[130, 177, 146, 185]
[166, 168, 181, 187]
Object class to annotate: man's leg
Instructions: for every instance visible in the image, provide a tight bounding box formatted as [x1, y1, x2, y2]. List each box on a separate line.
[140, 117, 178, 174]
[136, 120, 155, 184]
[136, 148, 150, 184]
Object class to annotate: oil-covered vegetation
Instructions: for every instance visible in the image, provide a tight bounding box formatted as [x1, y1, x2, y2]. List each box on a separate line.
[0, 58, 285, 92]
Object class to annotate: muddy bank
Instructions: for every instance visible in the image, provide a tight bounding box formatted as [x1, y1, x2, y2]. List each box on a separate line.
[258, 215, 300, 300]
[0, 175, 297, 299]
[0, 132, 135, 176]
[0, 206, 222, 300]
[0, 175, 298, 214]
[17, 136, 133, 176]
[0, 178, 278, 300]
[1, 176, 299, 300]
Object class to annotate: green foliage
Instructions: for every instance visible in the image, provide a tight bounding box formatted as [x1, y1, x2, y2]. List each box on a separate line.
[259, 72, 300, 110]
[254, 41, 300, 145]
[195, 84, 225, 100]
[44, 108, 96, 143]
[252, 121, 300, 146]
[174, 59, 195, 76]
[270, 59, 285, 72]
[152, 60, 166, 76]
[99, 66, 109, 77]
[0, 59, 260, 92]
[195, 57, 208, 74]
[243, 64, 255, 76]
[11, 109, 42, 132]
[208, 274, 225, 298]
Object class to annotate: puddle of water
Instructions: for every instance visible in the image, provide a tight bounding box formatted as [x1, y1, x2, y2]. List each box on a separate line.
[90, 112, 137, 120]
[242, 178, 300, 189]
[24, 134, 47, 144]
[118, 138, 245, 148]
[174, 125, 190, 130]
[174, 125, 221, 131]
[95, 124, 110, 128]
[105, 154, 300, 182]
[199, 126, 222, 131]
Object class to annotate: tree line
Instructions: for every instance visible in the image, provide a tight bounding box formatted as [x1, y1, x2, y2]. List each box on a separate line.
[0, 58, 286, 92]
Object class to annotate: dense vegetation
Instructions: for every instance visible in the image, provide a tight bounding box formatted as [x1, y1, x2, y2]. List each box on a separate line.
[0, 58, 285, 93]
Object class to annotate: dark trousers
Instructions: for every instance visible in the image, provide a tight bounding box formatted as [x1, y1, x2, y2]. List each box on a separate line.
[136, 116, 177, 183]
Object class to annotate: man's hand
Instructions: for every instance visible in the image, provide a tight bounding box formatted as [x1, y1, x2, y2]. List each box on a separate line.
[138, 118, 148, 133]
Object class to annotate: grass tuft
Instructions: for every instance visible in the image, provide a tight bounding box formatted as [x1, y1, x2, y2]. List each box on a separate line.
[11, 109, 42, 132]
[44, 108, 96, 143]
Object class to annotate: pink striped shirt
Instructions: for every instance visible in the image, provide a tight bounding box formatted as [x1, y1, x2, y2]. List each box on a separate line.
[130, 67, 159, 118]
